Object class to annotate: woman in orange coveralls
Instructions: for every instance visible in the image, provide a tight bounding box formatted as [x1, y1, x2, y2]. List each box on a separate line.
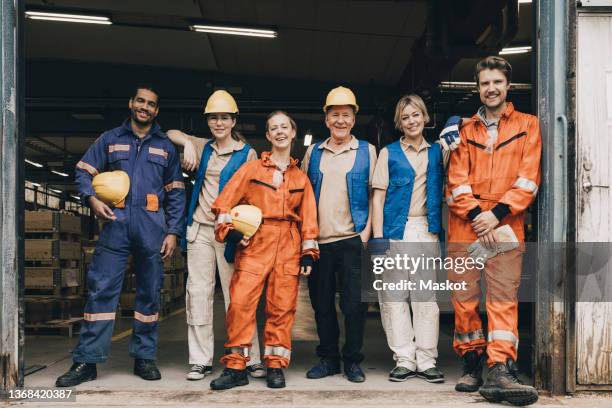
[209, 111, 320, 390]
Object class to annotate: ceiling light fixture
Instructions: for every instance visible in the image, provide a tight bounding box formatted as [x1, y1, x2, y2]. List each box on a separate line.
[190, 24, 277, 38]
[499, 46, 532, 55]
[182, 172, 189, 178]
[51, 170, 69, 177]
[518, 0, 532, 4]
[25, 158, 43, 168]
[25, 11, 112, 25]
[49, 188, 62, 194]
[71, 195, 81, 200]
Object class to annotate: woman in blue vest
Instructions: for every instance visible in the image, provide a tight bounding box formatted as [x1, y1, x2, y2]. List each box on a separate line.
[166, 90, 264, 380]
[371, 94, 448, 384]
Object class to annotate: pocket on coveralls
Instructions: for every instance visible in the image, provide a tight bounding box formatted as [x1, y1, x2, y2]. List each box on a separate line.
[235, 258, 264, 276]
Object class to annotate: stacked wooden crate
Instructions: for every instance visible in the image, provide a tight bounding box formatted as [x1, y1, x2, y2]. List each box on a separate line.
[24, 210, 85, 336]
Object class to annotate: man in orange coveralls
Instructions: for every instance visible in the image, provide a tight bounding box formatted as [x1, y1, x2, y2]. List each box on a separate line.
[209, 111, 320, 390]
[444, 56, 541, 406]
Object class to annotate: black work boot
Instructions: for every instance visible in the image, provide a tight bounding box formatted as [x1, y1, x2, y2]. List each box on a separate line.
[55, 362, 97, 387]
[455, 351, 485, 392]
[134, 358, 161, 380]
[266, 368, 286, 388]
[479, 359, 539, 406]
[210, 368, 249, 390]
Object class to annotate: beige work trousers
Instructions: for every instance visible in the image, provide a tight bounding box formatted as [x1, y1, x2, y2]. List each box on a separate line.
[186, 222, 261, 366]
[378, 216, 440, 371]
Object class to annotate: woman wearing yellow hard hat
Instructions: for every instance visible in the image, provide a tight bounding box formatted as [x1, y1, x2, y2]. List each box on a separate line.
[166, 90, 264, 380]
[209, 111, 319, 390]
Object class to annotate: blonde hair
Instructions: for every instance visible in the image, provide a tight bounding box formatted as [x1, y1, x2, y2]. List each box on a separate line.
[393, 94, 430, 131]
[265, 110, 297, 132]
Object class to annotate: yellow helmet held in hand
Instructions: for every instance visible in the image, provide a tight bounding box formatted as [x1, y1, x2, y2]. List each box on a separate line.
[323, 86, 359, 113]
[92, 170, 130, 207]
[230, 204, 262, 238]
[204, 90, 239, 115]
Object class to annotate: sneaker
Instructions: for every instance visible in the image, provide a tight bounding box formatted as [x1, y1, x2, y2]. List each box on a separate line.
[344, 362, 366, 383]
[55, 362, 97, 387]
[210, 368, 249, 390]
[133, 359, 161, 381]
[247, 363, 266, 378]
[389, 366, 417, 382]
[266, 368, 286, 388]
[479, 360, 539, 406]
[417, 366, 445, 383]
[186, 364, 212, 380]
[455, 351, 485, 392]
[306, 359, 341, 379]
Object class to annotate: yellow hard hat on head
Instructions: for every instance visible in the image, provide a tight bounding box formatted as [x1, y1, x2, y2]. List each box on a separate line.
[323, 86, 359, 113]
[92, 170, 130, 207]
[230, 204, 262, 238]
[204, 90, 239, 115]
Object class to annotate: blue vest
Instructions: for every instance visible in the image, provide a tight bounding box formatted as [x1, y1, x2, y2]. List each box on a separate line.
[382, 140, 443, 239]
[185, 140, 250, 262]
[307, 139, 370, 233]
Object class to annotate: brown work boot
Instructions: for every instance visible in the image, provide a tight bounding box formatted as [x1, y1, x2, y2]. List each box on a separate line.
[455, 351, 485, 392]
[479, 359, 539, 406]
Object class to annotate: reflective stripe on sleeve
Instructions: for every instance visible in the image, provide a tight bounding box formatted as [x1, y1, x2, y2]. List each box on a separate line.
[302, 240, 319, 251]
[84, 312, 116, 321]
[76, 161, 99, 176]
[217, 213, 233, 224]
[134, 311, 159, 323]
[451, 185, 473, 199]
[513, 177, 538, 195]
[164, 181, 185, 192]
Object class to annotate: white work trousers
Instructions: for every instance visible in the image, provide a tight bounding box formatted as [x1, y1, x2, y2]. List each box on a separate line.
[378, 216, 440, 371]
[186, 222, 261, 366]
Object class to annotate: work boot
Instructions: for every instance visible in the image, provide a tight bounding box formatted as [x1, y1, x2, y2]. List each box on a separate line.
[479, 360, 539, 406]
[344, 362, 366, 383]
[134, 359, 161, 381]
[306, 358, 341, 379]
[266, 368, 286, 388]
[455, 351, 485, 392]
[55, 362, 97, 387]
[210, 368, 249, 390]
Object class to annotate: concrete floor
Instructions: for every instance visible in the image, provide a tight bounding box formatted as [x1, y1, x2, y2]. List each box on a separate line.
[17, 280, 612, 407]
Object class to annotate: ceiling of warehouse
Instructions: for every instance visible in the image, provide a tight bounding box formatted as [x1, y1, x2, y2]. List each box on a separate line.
[25, 0, 425, 85]
[23, 0, 535, 195]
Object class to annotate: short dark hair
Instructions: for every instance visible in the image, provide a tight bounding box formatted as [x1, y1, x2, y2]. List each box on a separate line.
[133, 85, 160, 102]
[474, 56, 512, 84]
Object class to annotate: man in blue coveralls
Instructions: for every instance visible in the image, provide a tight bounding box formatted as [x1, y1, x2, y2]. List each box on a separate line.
[56, 86, 186, 386]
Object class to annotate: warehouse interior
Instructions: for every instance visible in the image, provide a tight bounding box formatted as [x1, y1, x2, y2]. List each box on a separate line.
[22, 0, 538, 391]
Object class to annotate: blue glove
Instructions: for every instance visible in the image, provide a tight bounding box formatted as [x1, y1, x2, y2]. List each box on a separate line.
[439, 116, 462, 151]
[368, 237, 390, 256]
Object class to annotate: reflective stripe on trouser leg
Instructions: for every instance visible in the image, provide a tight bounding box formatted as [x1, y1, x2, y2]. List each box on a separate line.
[484, 249, 522, 365]
[72, 220, 131, 363]
[129, 243, 163, 360]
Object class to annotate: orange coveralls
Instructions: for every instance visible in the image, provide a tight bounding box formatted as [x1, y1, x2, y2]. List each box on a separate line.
[212, 151, 320, 369]
[446, 102, 541, 366]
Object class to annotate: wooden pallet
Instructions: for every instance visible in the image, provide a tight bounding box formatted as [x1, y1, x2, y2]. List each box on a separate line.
[25, 258, 81, 268]
[25, 231, 81, 242]
[25, 239, 82, 262]
[25, 317, 83, 337]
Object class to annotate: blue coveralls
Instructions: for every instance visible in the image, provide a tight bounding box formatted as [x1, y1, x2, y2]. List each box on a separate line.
[73, 119, 185, 363]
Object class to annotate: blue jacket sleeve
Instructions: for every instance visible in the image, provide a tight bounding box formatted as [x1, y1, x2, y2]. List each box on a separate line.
[75, 133, 108, 206]
[163, 142, 186, 235]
